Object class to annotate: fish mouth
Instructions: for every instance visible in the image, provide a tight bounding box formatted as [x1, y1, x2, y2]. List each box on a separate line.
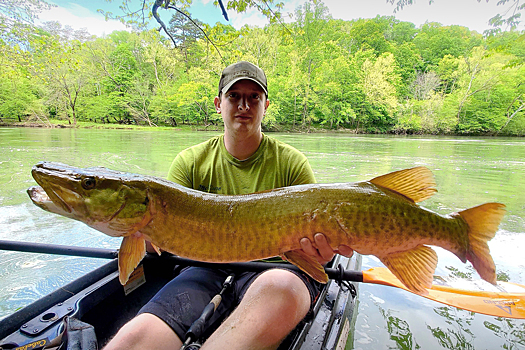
[28, 162, 82, 215]
[27, 185, 72, 214]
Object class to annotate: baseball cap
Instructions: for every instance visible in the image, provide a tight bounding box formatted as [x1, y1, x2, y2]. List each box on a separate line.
[218, 61, 268, 97]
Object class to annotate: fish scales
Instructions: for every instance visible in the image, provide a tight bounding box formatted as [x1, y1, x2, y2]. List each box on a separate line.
[150, 187, 335, 261]
[27, 162, 506, 294]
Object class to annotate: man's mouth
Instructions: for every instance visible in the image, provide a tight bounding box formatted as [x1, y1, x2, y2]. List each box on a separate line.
[235, 115, 251, 120]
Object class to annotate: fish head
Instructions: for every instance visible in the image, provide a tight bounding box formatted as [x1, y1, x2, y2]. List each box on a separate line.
[28, 162, 152, 237]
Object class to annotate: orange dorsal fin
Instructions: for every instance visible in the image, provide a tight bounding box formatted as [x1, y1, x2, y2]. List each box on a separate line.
[369, 167, 437, 203]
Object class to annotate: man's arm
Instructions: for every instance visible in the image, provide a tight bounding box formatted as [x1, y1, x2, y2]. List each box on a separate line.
[167, 153, 193, 187]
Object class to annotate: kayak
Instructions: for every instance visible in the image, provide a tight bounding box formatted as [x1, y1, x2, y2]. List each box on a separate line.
[0, 243, 360, 350]
[2, 240, 525, 350]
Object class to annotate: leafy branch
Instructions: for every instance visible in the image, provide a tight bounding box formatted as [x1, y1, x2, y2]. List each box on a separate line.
[99, 0, 288, 63]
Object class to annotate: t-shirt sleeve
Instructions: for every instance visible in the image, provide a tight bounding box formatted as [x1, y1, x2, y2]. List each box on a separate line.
[288, 156, 316, 186]
[292, 158, 316, 185]
[167, 152, 193, 188]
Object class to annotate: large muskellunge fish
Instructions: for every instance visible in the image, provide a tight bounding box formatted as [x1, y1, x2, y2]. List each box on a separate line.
[27, 162, 506, 294]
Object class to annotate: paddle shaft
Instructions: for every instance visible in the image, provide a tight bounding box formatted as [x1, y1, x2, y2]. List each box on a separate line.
[0, 239, 118, 259]
[2, 240, 524, 319]
[0, 239, 363, 280]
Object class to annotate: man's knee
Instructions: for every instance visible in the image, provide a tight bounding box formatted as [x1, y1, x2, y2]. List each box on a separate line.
[246, 269, 311, 320]
[103, 313, 181, 350]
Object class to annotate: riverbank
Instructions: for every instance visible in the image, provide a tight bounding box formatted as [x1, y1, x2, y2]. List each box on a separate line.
[0, 120, 348, 133]
[2, 120, 524, 136]
[0, 120, 187, 131]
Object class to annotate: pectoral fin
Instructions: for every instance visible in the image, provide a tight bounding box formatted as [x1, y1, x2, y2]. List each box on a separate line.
[380, 245, 437, 295]
[151, 243, 162, 256]
[282, 250, 329, 283]
[118, 235, 146, 285]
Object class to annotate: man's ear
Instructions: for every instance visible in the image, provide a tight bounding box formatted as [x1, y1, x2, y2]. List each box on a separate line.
[263, 99, 270, 115]
[214, 96, 221, 113]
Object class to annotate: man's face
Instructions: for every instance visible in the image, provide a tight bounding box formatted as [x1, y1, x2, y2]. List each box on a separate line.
[214, 79, 269, 137]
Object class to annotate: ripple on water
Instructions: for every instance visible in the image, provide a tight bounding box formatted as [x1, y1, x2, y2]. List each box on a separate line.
[0, 252, 112, 320]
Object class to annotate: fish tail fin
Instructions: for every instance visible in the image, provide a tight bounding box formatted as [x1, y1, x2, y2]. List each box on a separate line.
[118, 234, 146, 285]
[458, 202, 506, 284]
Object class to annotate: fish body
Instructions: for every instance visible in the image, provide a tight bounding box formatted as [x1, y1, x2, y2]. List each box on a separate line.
[27, 162, 506, 294]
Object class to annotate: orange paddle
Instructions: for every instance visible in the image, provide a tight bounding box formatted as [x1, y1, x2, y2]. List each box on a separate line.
[362, 267, 525, 319]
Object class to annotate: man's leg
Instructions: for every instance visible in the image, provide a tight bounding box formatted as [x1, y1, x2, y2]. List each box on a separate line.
[201, 269, 312, 350]
[104, 267, 233, 350]
[103, 313, 182, 350]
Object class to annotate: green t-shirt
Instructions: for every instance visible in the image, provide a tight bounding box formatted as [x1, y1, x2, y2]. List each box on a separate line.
[167, 133, 316, 194]
[167, 133, 315, 263]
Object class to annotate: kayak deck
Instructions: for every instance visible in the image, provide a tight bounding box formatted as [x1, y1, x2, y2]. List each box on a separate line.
[0, 253, 360, 349]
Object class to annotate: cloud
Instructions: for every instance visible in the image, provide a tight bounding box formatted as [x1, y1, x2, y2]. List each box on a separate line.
[231, 8, 269, 29]
[225, 0, 303, 29]
[37, 3, 129, 37]
[226, 0, 521, 33]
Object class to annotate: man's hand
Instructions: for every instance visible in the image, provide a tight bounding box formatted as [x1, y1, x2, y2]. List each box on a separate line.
[300, 233, 354, 265]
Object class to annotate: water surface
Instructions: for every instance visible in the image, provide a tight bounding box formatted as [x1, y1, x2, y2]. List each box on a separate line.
[0, 128, 524, 349]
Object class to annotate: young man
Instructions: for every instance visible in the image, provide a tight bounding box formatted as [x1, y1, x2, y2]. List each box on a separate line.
[104, 61, 353, 350]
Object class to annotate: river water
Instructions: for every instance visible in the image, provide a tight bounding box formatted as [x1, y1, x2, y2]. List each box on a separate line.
[1, 127, 524, 349]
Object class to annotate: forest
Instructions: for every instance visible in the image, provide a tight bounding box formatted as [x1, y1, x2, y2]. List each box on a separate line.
[1, 0, 525, 135]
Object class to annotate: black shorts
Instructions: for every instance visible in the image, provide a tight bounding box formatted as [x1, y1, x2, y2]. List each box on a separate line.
[138, 265, 321, 341]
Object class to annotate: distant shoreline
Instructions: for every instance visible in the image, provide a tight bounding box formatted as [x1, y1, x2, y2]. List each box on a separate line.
[2, 122, 522, 137]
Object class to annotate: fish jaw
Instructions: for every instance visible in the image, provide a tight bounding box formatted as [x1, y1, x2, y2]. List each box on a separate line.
[28, 162, 153, 238]
[27, 185, 73, 217]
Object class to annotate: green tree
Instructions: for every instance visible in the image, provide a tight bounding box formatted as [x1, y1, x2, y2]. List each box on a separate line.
[358, 52, 400, 131]
[168, 10, 205, 65]
[347, 17, 393, 55]
[413, 23, 482, 70]
[494, 63, 525, 135]
[175, 67, 218, 128]
[0, 0, 52, 31]
[314, 49, 357, 129]
[292, 0, 331, 129]
[39, 25, 96, 125]
[0, 68, 42, 122]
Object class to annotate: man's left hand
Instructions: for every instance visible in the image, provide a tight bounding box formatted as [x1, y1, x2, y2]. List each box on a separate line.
[300, 233, 354, 266]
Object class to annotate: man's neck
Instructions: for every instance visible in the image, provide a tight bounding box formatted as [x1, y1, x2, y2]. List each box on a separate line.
[223, 130, 263, 160]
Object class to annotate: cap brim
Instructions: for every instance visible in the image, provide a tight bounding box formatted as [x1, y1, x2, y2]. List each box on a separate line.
[221, 77, 268, 96]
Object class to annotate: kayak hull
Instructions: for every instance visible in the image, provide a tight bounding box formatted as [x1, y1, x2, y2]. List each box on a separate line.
[0, 252, 360, 350]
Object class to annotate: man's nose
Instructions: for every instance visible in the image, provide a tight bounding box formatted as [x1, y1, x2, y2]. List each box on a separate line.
[238, 97, 249, 110]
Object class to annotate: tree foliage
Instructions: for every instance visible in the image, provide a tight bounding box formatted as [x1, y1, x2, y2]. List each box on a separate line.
[0, 0, 524, 136]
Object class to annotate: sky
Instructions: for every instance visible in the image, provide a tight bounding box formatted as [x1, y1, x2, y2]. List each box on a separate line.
[36, 0, 520, 37]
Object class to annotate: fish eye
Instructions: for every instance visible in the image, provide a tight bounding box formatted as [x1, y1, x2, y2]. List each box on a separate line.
[81, 177, 96, 190]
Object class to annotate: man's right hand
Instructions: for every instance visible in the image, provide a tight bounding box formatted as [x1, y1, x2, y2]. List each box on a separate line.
[299, 233, 354, 266]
